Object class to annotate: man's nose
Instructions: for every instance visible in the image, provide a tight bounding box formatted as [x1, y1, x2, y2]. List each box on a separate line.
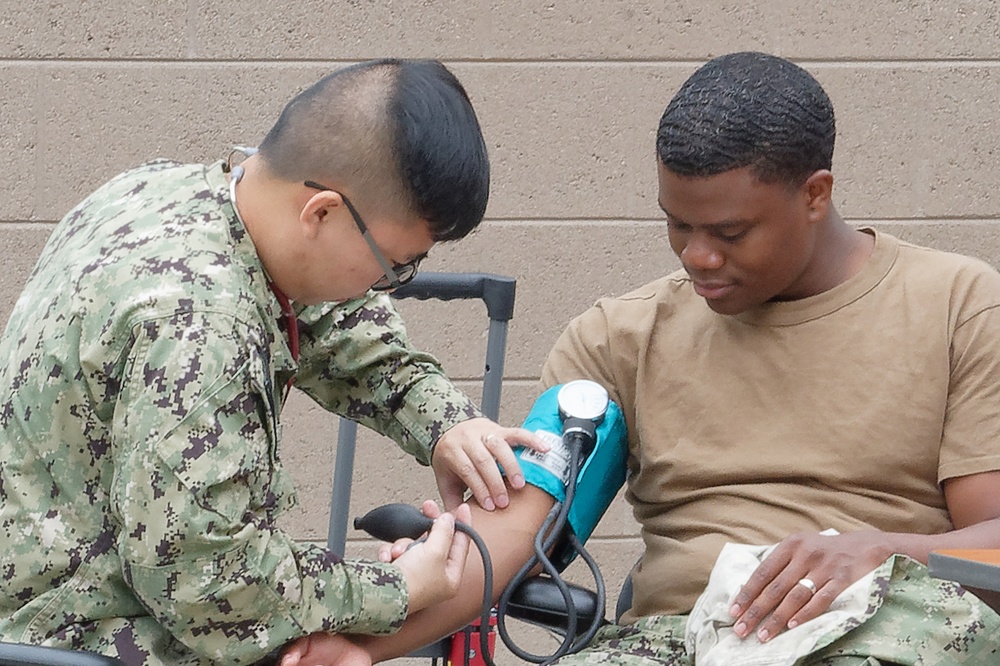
[680, 236, 724, 271]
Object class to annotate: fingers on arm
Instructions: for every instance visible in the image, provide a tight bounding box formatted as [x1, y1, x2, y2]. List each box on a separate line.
[433, 422, 550, 511]
[435, 474, 467, 512]
[476, 427, 551, 500]
[434, 437, 504, 511]
[452, 454, 496, 511]
[468, 436, 510, 508]
[505, 427, 550, 453]
[433, 446, 490, 510]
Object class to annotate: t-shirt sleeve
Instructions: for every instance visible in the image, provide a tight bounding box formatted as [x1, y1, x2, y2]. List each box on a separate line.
[939, 278, 1000, 482]
[112, 311, 408, 664]
[541, 299, 632, 410]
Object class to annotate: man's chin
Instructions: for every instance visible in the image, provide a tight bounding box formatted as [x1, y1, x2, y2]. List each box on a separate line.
[702, 295, 750, 316]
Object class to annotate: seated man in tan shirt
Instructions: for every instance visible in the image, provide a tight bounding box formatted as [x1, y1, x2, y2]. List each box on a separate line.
[286, 51, 1000, 666]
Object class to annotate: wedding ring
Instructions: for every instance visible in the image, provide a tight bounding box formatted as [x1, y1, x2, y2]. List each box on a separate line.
[796, 578, 818, 594]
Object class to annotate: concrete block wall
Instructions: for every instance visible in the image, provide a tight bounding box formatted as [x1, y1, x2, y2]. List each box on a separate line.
[3, 1, 999, 662]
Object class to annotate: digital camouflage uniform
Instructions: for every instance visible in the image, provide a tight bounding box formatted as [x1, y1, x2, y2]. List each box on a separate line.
[551, 556, 999, 665]
[0, 160, 481, 664]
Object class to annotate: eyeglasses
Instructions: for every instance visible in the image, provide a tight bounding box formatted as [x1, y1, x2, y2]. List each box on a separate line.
[304, 180, 422, 291]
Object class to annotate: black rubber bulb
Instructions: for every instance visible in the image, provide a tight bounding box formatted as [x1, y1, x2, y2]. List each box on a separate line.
[354, 503, 435, 542]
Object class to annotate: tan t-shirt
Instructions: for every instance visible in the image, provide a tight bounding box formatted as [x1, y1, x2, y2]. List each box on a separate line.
[541, 229, 1000, 618]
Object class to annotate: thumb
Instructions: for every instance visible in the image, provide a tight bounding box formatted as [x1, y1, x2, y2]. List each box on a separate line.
[435, 473, 465, 511]
[445, 505, 472, 584]
[453, 502, 472, 531]
[422, 511, 457, 558]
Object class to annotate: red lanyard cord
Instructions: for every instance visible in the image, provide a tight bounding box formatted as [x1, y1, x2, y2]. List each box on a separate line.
[227, 161, 299, 381]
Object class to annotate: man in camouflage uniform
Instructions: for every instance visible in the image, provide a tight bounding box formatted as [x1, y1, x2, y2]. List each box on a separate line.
[0, 59, 544, 665]
[321, 53, 1000, 666]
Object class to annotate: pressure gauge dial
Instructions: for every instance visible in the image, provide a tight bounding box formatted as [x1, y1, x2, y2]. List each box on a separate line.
[556, 379, 609, 424]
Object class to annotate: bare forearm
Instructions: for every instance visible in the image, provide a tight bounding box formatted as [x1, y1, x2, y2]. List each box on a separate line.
[358, 485, 556, 662]
[358, 546, 488, 661]
[884, 517, 1000, 614]
[885, 518, 1000, 565]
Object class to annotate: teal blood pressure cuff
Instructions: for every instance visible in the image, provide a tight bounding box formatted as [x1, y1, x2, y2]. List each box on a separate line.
[514, 384, 628, 548]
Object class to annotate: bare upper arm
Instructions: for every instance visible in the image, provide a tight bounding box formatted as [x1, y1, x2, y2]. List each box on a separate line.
[943, 470, 1000, 529]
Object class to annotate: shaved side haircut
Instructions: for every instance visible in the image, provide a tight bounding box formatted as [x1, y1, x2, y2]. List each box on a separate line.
[259, 59, 489, 241]
[657, 51, 836, 187]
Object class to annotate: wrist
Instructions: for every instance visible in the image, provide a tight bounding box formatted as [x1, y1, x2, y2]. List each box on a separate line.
[881, 530, 940, 565]
[395, 558, 430, 614]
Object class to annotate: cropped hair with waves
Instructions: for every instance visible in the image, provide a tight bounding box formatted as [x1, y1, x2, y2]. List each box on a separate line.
[657, 52, 835, 187]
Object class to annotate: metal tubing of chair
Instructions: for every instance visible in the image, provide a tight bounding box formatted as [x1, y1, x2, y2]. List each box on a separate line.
[393, 273, 516, 325]
[328, 419, 359, 554]
[480, 319, 508, 422]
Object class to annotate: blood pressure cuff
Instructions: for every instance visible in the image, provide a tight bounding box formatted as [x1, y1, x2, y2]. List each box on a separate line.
[514, 384, 628, 547]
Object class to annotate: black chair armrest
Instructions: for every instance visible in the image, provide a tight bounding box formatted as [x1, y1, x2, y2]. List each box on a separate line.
[503, 575, 602, 635]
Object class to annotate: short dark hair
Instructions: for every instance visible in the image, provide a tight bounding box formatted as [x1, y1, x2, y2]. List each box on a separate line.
[657, 52, 835, 186]
[259, 59, 489, 241]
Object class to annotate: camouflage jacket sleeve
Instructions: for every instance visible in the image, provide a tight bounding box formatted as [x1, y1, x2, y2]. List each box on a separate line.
[293, 293, 482, 466]
[111, 310, 408, 664]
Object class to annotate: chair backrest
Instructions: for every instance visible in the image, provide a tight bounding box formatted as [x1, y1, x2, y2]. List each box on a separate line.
[326, 272, 517, 554]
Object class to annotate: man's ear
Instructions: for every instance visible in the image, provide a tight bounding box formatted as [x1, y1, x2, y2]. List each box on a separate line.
[299, 190, 344, 239]
[803, 170, 834, 222]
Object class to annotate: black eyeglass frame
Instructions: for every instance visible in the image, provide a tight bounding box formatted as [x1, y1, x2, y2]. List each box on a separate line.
[304, 180, 422, 291]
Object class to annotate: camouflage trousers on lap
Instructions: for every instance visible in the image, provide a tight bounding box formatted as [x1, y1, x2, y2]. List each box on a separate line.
[550, 557, 1000, 665]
